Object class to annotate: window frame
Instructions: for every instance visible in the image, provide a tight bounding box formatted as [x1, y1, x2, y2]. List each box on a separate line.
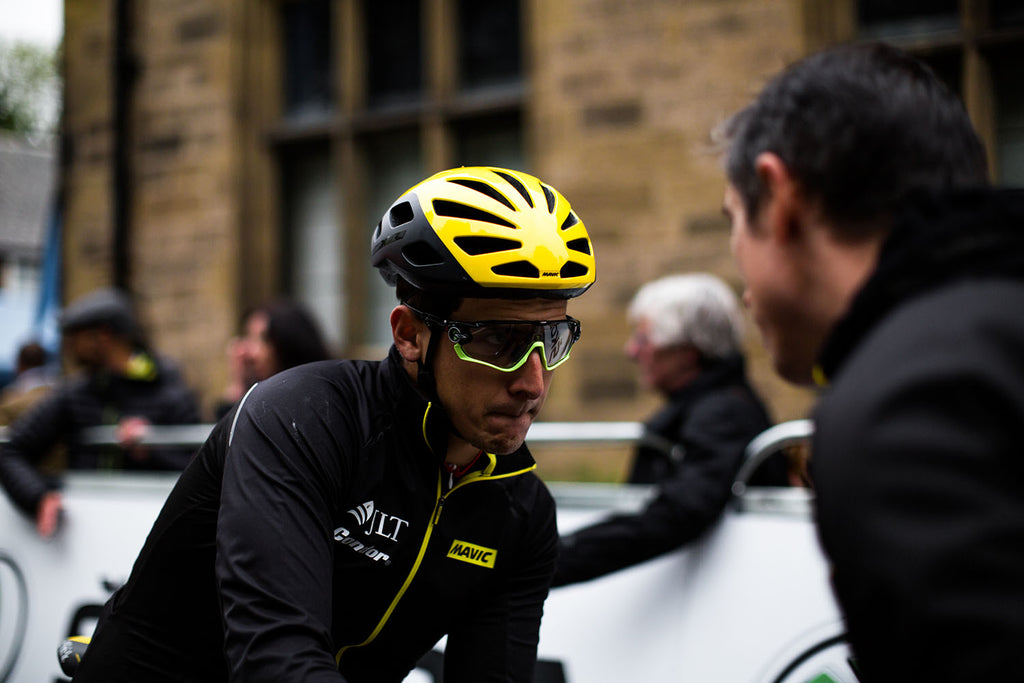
[801, 0, 1024, 182]
[241, 0, 529, 358]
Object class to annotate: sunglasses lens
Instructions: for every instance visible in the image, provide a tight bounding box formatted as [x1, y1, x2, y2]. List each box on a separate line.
[543, 322, 574, 366]
[457, 324, 531, 368]
[455, 320, 578, 370]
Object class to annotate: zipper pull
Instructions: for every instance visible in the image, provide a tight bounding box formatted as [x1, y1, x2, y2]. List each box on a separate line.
[433, 495, 446, 526]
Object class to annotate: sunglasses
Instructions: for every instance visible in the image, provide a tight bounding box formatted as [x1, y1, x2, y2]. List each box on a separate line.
[406, 305, 582, 372]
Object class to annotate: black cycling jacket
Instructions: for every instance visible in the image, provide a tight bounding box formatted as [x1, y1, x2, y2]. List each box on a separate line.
[74, 348, 558, 683]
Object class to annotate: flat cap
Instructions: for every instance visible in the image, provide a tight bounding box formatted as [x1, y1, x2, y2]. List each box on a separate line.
[60, 288, 139, 337]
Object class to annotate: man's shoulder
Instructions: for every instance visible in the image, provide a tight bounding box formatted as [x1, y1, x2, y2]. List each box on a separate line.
[817, 278, 1024, 436]
[501, 467, 557, 530]
[834, 278, 1024, 384]
[685, 379, 769, 430]
[238, 358, 399, 437]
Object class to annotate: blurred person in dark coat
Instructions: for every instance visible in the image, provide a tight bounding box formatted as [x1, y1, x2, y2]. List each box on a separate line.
[0, 287, 200, 536]
[554, 273, 782, 587]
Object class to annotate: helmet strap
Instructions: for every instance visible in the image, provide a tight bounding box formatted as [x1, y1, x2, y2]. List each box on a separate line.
[417, 326, 468, 445]
[416, 323, 443, 403]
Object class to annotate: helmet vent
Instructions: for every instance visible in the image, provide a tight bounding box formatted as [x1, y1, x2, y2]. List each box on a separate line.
[402, 241, 445, 267]
[433, 200, 517, 229]
[447, 178, 516, 211]
[541, 184, 556, 213]
[492, 261, 540, 279]
[493, 170, 534, 208]
[566, 238, 591, 255]
[560, 211, 580, 230]
[560, 262, 589, 278]
[389, 202, 415, 227]
[454, 235, 522, 256]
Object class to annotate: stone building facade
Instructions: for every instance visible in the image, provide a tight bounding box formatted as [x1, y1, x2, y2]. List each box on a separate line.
[60, 0, 1024, 478]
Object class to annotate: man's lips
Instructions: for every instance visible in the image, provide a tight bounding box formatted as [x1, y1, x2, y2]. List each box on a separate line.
[486, 405, 535, 421]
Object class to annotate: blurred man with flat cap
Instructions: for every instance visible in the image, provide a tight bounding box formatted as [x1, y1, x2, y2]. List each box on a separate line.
[0, 287, 200, 536]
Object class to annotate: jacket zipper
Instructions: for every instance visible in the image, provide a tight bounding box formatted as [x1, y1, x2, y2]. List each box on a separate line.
[334, 404, 537, 663]
[335, 471, 445, 665]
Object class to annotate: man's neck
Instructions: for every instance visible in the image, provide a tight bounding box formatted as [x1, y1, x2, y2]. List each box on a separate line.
[445, 436, 482, 468]
[808, 230, 884, 336]
[105, 343, 138, 375]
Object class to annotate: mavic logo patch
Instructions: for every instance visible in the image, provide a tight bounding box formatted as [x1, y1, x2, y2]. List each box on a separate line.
[446, 540, 497, 569]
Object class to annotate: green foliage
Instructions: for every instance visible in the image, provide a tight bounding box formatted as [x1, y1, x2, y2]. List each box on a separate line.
[0, 38, 60, 136]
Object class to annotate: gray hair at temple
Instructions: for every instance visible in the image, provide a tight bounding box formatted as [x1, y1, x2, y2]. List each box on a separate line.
[627, 273, 744, 361]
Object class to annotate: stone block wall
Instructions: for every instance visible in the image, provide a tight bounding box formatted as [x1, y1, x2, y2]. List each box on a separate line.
[62, 0, 818, 433]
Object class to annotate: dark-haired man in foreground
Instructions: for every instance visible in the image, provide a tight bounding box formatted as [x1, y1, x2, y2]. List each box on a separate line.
[720, 42, 1024, 680]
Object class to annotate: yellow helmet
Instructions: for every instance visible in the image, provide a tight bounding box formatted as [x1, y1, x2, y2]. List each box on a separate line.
[371, 167, 596, 299]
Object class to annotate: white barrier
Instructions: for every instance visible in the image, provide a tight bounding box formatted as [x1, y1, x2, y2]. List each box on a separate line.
[537, 485, 854, 683]
[0, 422, 853, 682]
[0, 478, 852, 683]
[0, 474, 179, 683]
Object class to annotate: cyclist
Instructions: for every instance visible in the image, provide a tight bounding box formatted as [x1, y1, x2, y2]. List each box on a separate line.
[71, 167, 596, 682]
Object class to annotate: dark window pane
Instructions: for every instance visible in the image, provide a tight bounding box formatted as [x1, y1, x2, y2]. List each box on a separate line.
[453, 112, 524, 170]
[283, 0, 335, 121]
[362, 130, 424, 345]
[992, 47, 1024, 186]
[922, 50, 963, 102]
[857, 0, 959, 39]
[365, 0, 423, 107]
[280, 143, 343, 344]
[992, 0, 1024, 28]
[458, 0, 521, 90]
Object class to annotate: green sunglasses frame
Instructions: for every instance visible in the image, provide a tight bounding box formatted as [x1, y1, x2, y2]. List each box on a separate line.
[406, 305, 582, 372]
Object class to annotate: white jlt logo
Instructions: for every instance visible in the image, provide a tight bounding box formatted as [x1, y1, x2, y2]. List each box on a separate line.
[365, 509, 409, 541]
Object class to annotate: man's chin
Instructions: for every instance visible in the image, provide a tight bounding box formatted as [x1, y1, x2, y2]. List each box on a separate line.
[481, 433, 526, 456]
[479, 413, 534, 451]
[475, 425, 531, 455]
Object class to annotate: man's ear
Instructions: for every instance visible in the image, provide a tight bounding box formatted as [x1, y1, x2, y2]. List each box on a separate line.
[391, 305, 428, 363]
[754, 152, 806, 243]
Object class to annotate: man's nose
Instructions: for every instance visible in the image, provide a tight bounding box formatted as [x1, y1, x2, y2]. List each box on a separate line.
[508, 349, 546, 398]
[624, 336, 639, 360]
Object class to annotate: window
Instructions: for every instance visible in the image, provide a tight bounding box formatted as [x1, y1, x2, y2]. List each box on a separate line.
[453, 112, 525, 169]
[362, 130, 424, 347]
[991, 0, 1024, 28]
[992, 47, 1024, 185]
[365, 0, 423, 108]
[281, 145, 343, 347]
[268, 0, 527, 354]
[803, 0, 1024, 186]
[856, 0, 959, 41]
[458, 0, 522, 92]
[282, 0, 334, 122]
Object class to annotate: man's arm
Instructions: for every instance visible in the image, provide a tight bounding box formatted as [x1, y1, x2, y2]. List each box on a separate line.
[554, 393, 765, 586]
[126, 366, 203, 470]
[215, 382, 352, 682]
[0, 390, 68, 522]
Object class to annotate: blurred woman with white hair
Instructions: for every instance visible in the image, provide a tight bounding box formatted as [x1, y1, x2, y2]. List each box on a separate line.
[554, 273, 786, 587]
